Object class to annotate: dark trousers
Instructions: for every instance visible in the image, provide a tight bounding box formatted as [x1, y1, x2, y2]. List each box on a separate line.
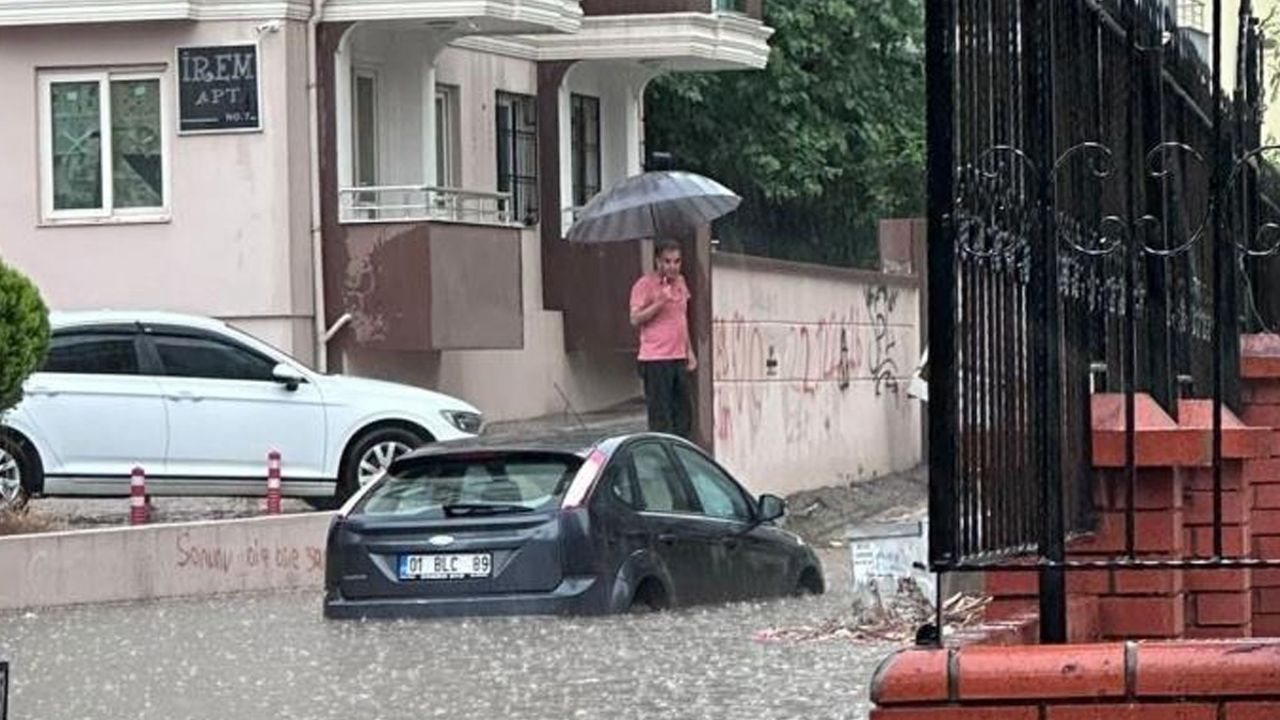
[638, 360, 692, 439]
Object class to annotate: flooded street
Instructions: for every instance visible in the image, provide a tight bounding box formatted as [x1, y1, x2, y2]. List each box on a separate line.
[0, 550, 897, 720]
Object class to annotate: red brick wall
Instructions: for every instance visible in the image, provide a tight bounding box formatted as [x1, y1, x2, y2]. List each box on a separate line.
[1240, 337, 1280, 636]
[871, 641, 1280, 719]
[985, 388, 1278, 641]
[886, 344, 1280, 718]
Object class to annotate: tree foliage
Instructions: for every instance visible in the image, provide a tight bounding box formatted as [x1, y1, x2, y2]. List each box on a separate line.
[0, 259, 50, 416]
[645, 0, 925, 268]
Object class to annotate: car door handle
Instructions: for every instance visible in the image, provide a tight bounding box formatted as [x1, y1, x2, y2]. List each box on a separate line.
[719, 537, 740, 550]
[167, 390, 202, 402]
[657, 533, 678, 545]
[25, 384, 56, 396]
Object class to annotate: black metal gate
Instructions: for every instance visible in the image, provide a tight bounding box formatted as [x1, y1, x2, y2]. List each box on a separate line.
[927, 0, 1280, 643]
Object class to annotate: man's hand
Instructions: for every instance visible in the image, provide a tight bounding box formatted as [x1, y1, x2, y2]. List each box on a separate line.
[686, 351, 698, 372]
[630, 290, 669, 327]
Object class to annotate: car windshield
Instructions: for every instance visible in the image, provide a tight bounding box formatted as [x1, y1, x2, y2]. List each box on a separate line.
[355, 452, 583, 517]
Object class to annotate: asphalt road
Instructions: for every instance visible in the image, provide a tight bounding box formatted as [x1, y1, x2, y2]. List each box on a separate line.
[0, 549, 897, 720]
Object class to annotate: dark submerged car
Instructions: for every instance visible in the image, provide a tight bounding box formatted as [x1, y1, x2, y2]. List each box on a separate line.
[323, 433, 824, 618]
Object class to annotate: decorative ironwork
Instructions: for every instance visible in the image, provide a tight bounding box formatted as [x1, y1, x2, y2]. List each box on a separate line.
[927, 0, 1280, 644]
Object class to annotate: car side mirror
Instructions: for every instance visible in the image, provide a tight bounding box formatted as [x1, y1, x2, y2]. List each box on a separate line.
[758, 494, 786, 522]
[272, 363, 305, 391]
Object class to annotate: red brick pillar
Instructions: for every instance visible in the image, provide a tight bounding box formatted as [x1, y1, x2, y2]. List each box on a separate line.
[1074, 393, 1196, 640]
[1241, 334, 1280, 637]
[1175, 399, 1271, 638]
[1079, 467, 1187, 639]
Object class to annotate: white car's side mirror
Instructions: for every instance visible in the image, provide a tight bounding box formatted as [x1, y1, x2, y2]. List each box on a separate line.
[272, 363, 305, 391]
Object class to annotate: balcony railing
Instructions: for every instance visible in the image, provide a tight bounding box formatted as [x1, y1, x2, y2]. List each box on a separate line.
[339, 185, 515, 225]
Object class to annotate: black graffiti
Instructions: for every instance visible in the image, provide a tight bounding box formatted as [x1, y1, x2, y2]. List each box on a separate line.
[866, 286, 901, 397]
[838, 328, 851, 391]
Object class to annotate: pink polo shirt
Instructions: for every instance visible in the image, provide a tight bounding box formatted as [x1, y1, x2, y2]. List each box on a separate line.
[629, 272, 691, 361]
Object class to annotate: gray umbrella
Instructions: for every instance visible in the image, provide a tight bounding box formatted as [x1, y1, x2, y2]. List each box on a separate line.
[565, 170, 741, 243]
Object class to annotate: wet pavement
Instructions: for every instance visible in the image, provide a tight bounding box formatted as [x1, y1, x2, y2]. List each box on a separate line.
[0, 549, 897, 720]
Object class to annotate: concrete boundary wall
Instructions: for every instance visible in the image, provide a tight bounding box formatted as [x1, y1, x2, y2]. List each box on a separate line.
[0, 513, 333, 612]
[711, 249, 923, 493]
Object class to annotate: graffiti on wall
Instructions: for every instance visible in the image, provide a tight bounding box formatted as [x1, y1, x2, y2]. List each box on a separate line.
[866, 285, 901, 397]
[174, 531, 325, 576]
[712, 283, 915, 453]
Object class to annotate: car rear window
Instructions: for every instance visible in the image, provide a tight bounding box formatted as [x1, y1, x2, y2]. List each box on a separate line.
[355, 452, 584, 517]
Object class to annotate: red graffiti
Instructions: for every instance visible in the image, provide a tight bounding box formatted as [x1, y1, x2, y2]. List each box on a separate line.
[711, 284, 909, 448]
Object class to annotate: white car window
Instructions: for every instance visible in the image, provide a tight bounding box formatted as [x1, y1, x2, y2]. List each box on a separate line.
[43, 332, 140, 375]
[152, 334, 276, 382]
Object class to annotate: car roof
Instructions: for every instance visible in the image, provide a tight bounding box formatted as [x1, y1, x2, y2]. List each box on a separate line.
[391, 432, 667, 467]
[49, 310, 232, 332]
[398, 437, 599, 462]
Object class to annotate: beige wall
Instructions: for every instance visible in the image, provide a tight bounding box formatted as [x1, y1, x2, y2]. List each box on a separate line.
[0, 513, 331, 611]
[711, 253, 923, 494]
[436, 45, 540, 193]
[0, 21, 317, 363]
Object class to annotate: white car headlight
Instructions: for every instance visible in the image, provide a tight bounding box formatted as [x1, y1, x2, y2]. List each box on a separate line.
[441, 410, 483, 434]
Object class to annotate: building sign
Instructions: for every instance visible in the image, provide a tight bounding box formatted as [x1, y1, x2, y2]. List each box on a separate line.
[177, 44, 261, 133]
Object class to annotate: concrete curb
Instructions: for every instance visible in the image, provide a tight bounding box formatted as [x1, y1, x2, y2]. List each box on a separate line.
[0, 512, 333, 612]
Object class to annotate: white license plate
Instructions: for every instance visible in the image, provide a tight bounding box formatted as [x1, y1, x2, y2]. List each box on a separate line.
[399, 552, 492, 580]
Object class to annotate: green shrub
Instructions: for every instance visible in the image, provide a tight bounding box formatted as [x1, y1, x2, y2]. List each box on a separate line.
[0, 259, 50, 415]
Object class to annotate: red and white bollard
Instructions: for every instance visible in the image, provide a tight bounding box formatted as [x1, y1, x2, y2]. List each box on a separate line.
[266, 450, 282, 515]
[129, 466, 149, 525]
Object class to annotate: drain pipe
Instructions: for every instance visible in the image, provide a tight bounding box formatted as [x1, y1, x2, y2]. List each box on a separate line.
[307, 0, 330, 372]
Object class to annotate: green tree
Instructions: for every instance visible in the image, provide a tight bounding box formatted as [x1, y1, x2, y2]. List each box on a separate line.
[645, 0, 925, 268]
[0, 259, 49, 416]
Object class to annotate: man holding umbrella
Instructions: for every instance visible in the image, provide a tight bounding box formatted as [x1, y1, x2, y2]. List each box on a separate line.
[565, 168, 741, 440]
[629, 239, 697, 438]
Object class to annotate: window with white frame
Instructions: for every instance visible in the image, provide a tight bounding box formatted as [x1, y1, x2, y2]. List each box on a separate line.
[570, 93, 601, 208]
[435, 83, 460, 188]
[352, 68, 379, 188]
[39, 69, 167, 222]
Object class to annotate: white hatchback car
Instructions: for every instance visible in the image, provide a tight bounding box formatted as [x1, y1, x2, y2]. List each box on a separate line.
[0, 311, 483, 511]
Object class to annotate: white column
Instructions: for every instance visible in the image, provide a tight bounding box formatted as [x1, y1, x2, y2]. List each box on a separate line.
[559, 69, 574, 233]
[626, 66, 660, 177]
[628, 66, 659, 269]
[422, 51, 438, 187]
[334, 32, 354, 189]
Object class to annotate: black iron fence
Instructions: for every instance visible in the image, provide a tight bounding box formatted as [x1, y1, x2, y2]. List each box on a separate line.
[927, 0, 1280, 643]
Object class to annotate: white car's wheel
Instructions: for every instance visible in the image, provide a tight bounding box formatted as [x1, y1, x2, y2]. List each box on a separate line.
[357, 439, 414, 487]
[0, 433, 38, 513]
[335, 427, 428, 504]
